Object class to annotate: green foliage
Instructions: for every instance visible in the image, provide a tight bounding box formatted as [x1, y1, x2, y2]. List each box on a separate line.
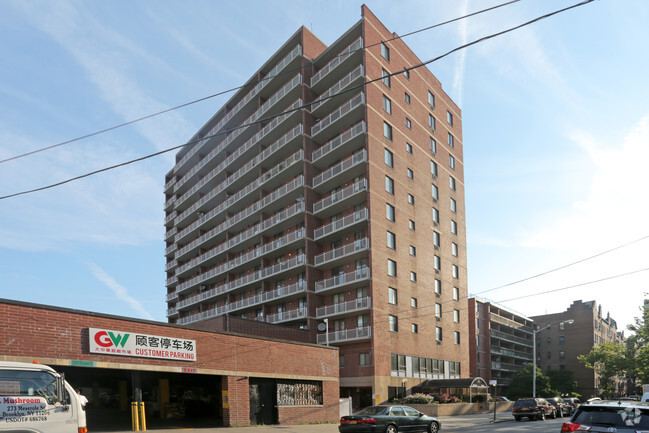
[627, 300, 649, 385]
[578, 342, 626, 398]
[547, 370, 577, 396]
[506, 363, 553, 400]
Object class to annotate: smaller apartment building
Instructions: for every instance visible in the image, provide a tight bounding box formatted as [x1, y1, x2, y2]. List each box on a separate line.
[531, 300, 626, 398]
[468, 298, 534, 394]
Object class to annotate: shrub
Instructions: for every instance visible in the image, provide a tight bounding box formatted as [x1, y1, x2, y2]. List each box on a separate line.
[401, 393, 435, 404]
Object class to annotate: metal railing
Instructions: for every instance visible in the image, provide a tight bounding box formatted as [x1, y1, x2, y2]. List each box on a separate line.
[312, 149, 367, 188]
[311, 65, 364, 112]
[317, 325, 371, 344]
[314, 208, 367, 240]
[315, 267, 370, 293]
[310, 37, 363, 88]
[312, 121, 366, 163]
[311, 92, 365, 137]
[313, 179, 366, 214]
[314, 238, 368, 266]
[316, 296, 371, 318]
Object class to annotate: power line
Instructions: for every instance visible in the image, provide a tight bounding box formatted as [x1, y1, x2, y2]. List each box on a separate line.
[0, 0, 523, 165]
[0, 0, 594, 201]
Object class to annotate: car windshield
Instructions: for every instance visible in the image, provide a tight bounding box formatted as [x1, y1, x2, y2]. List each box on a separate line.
[574, 406, 649, 429]
[356, 406, 387, 416]
[515, 400, 536, 407]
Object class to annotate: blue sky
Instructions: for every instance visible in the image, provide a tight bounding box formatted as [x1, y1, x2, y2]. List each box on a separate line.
[1, 0, 647, 332]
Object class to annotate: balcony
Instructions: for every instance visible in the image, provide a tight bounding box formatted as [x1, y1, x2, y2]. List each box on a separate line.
[317, 325, 371, 345]
[490, 329, 532, 347]
[315, 267, 370, 294]
[176, 305, 227, 325]
[311, 65, 364, 117]
[166, 291, 178, 302]
[314, 237, 369, 268]
[166, 307, 178, 317]
[314, 208, 368, 241]
[312, 149, 367, 193]
[316, 296, 371, 318]
[227, 281, 307, 314]
[311, 92, 365, 144]
[313, 179, 367, 217]
[310, 37, 363, 93]
[165, 243, 177, 257]
[490, 346, 532, 361]
[165, 259, 177, 272]
[490, 313, 533, 334]
[265, 307, 307, 324]
[312, 121, 366, 169]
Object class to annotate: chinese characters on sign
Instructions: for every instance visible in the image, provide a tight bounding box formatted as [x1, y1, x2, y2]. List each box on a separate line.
[89, 328, 197, 361]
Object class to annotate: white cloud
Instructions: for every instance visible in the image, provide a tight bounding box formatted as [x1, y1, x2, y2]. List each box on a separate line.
[453, 0, 469, 108]
[88, 262, 154, 320]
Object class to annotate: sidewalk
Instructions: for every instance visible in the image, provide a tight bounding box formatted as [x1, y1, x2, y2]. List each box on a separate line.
[95, 412, 514, 433]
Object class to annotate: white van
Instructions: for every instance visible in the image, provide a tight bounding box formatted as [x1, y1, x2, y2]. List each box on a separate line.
[0, 361, 87, 432]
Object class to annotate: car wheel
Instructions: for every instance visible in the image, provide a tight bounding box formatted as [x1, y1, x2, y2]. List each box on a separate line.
[538, 412, 545, 421]
[429, 421, 439, 433]
[558, 408, 563, 417]
[514, 416, 521, 421]
[386, 424, 398, 433]
[550, 409, 556, 419]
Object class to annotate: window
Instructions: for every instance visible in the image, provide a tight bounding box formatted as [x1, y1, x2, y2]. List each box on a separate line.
[382, 69, 391, 87]
[339, 355, 345, 368]
[454, 331, 460, 345]
[452, 286, 459, 300]
[434, 279, 442, 296]
[409, 245, 416, 256]
[447, 110, 453, 125]
[411, 297, 418, 308]
[448, 133, 455, 148]
[404, 92, 411, 104]
[388, 287, 398, 304]
[407, 194, 414, 205]
[357, 314, 369, 327]
[383, 95, 392, 114]
[408, 219, 415, 230]
[452, 264, 459, 279]
[428, 114, 436, 131]
[386, 203, 395, 221]
[430, 137, 437, 153]
[547, 336, 552, 344]
[385, 176, 394, 194]
[433, 231, 440, 249]
[431, 160, 438, 178]
[406, 118, 411, 129]
[449, 175, 456, 191]
[450, 198, 457, 213]
[434, 255, 441, 273]
[432, 184, 439, 202]
[435, 303, 442, 319]
[360, 352, 371, 366]
[454, 309, 460, 323]
[407, 168, 414, 179]
[410, 271, 417, 282]
[547, 351, 552, 359]
[436, 326, 442, 342]
[389, 315, 398, 332]
[452, 242, 458, 257]
[432, 207, 439, 225]
[387, 231, 396, 249]
[451, 220, 457, 234]
[559, 336, 565, 345]
[449, 154, 455, 169]
[384, 148, 393, 167]
[383, 121, 393, 140]
[406, 142, 413, 154]
[559, 322, 566, 330]
[411, 324, 418, 333]
[381, 42, 390, 61]
[388, 259, 397, 277]
[403, 69, 409, 79]
[428, 91, 435, 109]
[559, 350, 565, 360]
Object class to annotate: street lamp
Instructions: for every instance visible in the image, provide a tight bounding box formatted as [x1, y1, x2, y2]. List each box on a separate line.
[532, 319, 574, 398]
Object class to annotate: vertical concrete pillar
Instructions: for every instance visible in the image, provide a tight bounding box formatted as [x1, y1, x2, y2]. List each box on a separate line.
[221, 376, 250, 427]
[159, 378, 169, 419]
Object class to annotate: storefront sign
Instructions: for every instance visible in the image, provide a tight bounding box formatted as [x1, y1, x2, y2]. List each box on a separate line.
[89, 328, 197, 362]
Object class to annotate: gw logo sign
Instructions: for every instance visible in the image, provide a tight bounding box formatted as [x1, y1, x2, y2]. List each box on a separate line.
[94, 330, 129, 348]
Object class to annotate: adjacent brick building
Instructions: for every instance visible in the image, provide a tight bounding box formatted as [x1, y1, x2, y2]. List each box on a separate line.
[163, 5, 468, 408]
[530, 300, 626, 398]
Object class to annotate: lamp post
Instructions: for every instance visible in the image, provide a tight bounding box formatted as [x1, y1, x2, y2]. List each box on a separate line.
[532, 319, 574, 398]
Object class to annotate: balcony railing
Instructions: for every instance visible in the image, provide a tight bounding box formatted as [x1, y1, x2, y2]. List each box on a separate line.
[314, 237, 368, 267]
[312, 121, 366, 163]
[316, 296, 371, 318]
[490, 313, 533, 334]
[166, 291, 179, 302]
[317, 325, 371, 344]
[314, 208, 367, 240]
[312, 149, 367, 189]
[313, 179, 367, 215]
[311, 37, 363, 88]
[166, 307, 178, 317]
[227, 281, 307, 313]
[490, 329, 532, 347]
[311, 65, 364, 112]
[176, 305, 227, 325]
[311, 92, 365, 137]
[315, 267, 370, 293]
[265, 307, 307, 324]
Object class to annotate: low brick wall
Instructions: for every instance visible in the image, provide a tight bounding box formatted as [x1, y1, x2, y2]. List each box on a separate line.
[407, 401, 513, 416]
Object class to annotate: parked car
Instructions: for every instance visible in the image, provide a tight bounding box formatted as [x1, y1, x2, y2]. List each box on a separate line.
[339, 405, 441, 433]
[494, 396, 510, 401]
[563, 397, 582, 414]
[560, 400, 649, 432]
[512, 397, 556, 421]
[584, 397, 603, 405]
[547, 397, 570, 417]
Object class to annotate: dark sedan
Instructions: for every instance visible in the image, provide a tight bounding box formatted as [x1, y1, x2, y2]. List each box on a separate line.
[339, 405, 440, 433]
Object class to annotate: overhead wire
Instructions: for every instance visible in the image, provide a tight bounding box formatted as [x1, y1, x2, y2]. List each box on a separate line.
[0, 0, 595, 200]
[0, 0, 523, 165]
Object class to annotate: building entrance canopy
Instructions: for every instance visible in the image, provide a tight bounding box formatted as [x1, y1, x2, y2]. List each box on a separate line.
[413, 377, 488, 403]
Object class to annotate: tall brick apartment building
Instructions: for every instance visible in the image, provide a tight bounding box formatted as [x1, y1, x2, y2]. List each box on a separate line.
[531, 300, 626, 398]
[163, 6, 468, 407]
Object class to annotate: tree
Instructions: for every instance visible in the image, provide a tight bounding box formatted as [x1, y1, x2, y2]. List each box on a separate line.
[627, 299, 649, 385]
[547, 369, 577, 396]
[506, 363, 553, 400]
[578, 342, 625, 398]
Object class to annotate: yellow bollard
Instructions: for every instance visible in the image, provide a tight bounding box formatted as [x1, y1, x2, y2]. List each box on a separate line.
[139, 402, 147, 431]
[131, 402, 140, 431]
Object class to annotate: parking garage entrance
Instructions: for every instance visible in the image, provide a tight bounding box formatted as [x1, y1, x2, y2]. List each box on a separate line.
[57, 365, 223, 430]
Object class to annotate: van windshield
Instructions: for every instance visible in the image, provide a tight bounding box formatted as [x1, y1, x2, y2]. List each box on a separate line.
[0, 370, 58, 404]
